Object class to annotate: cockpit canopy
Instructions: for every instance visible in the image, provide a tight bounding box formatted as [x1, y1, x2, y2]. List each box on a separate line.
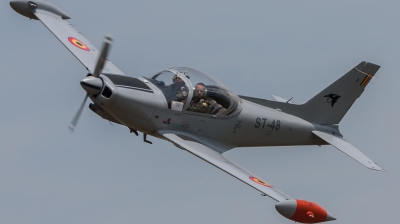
[144, 67, 241, 116]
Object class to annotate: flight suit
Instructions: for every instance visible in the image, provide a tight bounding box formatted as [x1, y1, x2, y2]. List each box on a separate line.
[166, 84, 188, 106]
[187, 97, 225, 114]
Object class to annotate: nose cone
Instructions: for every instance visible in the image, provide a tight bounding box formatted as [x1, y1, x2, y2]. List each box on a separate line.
[10, 1, 38, 19]
[10, 1, 26, 12]
[275, 200, 297, 219]
[10, 0, 24, 10]
[80, 76, 103, 95]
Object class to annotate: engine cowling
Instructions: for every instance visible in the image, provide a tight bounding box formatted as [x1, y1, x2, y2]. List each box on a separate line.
[275, 199, 336, 223]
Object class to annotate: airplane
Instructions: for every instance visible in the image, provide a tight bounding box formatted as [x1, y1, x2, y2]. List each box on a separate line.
[10, 1, 383, 223]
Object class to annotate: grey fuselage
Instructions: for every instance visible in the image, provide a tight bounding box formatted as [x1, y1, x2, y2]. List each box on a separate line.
[91, 74, 332, 149]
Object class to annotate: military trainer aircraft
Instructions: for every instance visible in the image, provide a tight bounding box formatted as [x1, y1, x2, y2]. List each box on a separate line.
[10, 1, 383, 223]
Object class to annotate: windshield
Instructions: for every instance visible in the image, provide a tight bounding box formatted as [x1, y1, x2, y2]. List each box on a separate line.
[144, 67, 241, 115]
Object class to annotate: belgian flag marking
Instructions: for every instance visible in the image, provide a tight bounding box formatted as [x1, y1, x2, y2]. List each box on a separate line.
[68, 37, 90, 51]
[360, 74, 372, 87]
[249, 176, 272, 188]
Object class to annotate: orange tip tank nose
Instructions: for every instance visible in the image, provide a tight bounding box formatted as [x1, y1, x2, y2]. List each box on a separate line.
[275, 199, 336, 223]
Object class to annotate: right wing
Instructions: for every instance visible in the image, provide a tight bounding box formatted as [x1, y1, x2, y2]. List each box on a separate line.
[159, 130, 292, 202]
[30, 2, 124, 75]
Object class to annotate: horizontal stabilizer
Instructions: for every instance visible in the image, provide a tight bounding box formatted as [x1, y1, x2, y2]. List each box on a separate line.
[271, 95, 294, 104]
[313, 131, 383, 171]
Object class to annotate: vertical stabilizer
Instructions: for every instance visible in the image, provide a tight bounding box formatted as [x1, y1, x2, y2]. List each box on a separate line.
[301, 61, 380, 124]
[240, 61, 380, 125]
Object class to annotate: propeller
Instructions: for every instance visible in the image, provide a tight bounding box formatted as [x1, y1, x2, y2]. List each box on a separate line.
[68, 35, 113, 132]
[68, 94, 89, 132]
[93, 35, 113, 78]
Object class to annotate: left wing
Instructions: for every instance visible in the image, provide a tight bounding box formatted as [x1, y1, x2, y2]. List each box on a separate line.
[158, 130, 292, 202]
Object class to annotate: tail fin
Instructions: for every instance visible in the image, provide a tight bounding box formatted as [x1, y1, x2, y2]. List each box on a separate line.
[300, 61, 380, 124]
[240, 61, 380, 124]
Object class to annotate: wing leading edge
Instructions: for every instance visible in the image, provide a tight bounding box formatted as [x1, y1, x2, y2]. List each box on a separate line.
[158, 130, 292, 202]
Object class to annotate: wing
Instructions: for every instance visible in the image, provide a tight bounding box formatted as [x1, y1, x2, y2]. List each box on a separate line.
[158, 130, 292, 202]
[313, 131, 383, 171]
[33, 7, 124, 75]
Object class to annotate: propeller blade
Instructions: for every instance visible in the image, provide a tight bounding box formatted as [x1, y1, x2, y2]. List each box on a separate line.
[68, 94, 89, 132]
[93, 35, 113, 78]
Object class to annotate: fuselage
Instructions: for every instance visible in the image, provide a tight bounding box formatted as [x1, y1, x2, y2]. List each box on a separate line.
[89, 73, 330, 149]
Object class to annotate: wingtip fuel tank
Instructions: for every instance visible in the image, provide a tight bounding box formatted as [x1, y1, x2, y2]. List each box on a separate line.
[10, 1, 70, 20]
[275, 199, 336, 223]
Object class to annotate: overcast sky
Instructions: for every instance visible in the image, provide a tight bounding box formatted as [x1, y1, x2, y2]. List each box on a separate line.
[2, 0, 400, 223]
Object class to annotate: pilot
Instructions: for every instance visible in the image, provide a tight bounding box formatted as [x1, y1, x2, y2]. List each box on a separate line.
[166, 75, 188, 106]
[186, 83, 226, 115]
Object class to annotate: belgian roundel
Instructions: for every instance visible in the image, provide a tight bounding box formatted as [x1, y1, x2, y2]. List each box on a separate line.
[68, 37, 90, 51]
[249, 176, 272, 188]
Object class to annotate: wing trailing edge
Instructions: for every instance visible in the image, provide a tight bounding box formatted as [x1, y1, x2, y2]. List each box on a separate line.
[312, 131, 383, 171]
